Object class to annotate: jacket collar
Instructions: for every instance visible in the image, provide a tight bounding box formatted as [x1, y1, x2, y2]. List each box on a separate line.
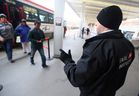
[86, 30, 124, 43]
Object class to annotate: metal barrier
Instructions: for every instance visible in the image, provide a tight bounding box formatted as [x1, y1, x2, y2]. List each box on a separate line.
[43, 37, 53, 60]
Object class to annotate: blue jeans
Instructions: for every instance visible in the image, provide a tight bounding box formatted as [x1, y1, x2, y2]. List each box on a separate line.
[30, 46, 46, 65]
[3, 39, 13, 60]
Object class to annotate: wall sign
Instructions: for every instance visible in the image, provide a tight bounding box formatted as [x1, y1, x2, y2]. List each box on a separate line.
[55, 17, 62, 26]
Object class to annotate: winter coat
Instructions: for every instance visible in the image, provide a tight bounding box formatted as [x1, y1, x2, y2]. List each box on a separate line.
[64, 30, 135, 96]
[0, 22, 14, 40]
[28, 28, 45, 48]
[15, 24, 31, 42]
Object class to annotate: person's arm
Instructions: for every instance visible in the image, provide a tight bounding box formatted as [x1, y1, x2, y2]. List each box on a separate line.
[63, 42, 108, 87]
[15, 25, 21, 36]
[27, 25, 31, 30]
[9, 23, 14, 36]
[10, 23, 15, 42]
[0, 25, 4, 42]
[59, 46, 96, 87]
[64, 50, 95, 87]
[0, 28, 2, 37]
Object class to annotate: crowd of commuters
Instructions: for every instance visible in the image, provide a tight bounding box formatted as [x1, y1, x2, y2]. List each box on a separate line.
[0, 14, 49, 91]
[0, 13, 48, 68]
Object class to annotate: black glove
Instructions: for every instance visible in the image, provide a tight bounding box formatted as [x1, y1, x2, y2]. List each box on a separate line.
[59, 49, 75, 64]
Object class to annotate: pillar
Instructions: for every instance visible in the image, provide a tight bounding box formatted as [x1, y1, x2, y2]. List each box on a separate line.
[53, 0, 65, 58]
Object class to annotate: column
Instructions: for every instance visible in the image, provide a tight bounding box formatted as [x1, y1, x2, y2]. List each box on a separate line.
[53, 0, 65, 58]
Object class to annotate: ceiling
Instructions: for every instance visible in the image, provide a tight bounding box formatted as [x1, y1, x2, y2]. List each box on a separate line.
[66, 0, 139, 25]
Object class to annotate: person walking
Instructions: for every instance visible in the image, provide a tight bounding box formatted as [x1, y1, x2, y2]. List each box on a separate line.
[63, 26, 67, 38]
[81, 27, 85, 39]
[86, 27, 90, 35]
[15, 19, 31, 55]
[59, 5, 135, 96]
[28, 20, 48, 68]
[0, 13, 15, 63]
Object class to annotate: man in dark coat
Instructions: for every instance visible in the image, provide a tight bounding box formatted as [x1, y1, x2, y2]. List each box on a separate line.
[59, 5, 135, 96]
[0, 13, 15, 63]
[86, 28, 90, 35]
[81, 27, 85, 39]
[28, 20, 48, 68]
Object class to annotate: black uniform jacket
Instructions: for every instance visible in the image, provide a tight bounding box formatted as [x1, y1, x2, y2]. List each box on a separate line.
[64, 30, 135, 96]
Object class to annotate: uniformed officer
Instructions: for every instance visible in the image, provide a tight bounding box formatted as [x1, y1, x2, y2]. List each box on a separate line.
[59, 5, 135, 96]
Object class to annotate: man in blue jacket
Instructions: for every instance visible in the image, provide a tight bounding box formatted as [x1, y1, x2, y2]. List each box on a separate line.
[15, 19, 31, 54]
[59, 5, 135, 96]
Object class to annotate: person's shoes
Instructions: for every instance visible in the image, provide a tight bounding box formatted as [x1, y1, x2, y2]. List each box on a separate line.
[31, 62, 35, 65]
[24, 52, 27, 54]
[42, 64, 48, 68]
[30, 57, 35, 65]
[28, 52, 31, 55]
[0, 84, 3, 91]
[9, 60, 15, 63]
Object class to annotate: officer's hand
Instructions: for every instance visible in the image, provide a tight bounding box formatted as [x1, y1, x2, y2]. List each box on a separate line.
[59, 49, 75, 64]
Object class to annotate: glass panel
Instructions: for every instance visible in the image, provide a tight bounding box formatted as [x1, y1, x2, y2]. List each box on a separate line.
[38, 10, 49, 23]
[5, 0, 16, 4]
[23, 5, 38, 21]
[48, 13, 54, 24]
